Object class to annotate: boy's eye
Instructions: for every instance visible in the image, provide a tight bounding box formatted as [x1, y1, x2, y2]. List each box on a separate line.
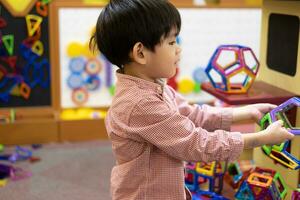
[169, 41, 176, 45]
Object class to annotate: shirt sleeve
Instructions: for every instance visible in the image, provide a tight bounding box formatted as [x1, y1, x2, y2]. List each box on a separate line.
[167, 85, 233, 132]
[128, 97, 244, 163]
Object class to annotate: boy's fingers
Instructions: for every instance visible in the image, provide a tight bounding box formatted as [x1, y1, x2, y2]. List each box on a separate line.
[274, 120, 283, 126]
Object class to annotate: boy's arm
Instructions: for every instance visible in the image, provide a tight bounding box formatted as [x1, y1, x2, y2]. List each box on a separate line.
[167, 86, 233, 132]
[128, 97, 244, 162]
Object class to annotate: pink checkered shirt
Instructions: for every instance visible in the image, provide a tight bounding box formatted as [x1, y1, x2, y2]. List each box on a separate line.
[105, 71, 244, 200]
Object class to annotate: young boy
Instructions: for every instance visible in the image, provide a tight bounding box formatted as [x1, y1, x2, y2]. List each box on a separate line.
[90, 0, 294, 199]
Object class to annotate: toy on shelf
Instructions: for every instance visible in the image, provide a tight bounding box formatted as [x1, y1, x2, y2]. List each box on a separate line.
[205, 44, 259, 94]
[235, 167, 287, 200]
[260, 97, 300, 170]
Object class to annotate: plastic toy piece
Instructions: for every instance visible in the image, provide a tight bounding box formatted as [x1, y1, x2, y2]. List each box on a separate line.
[41, 0, 52, 5]
[22, 61, 40, 88]
[235, 167, 287, 200]
[86, 76, 101, 91]
[224, 161, 253, 189]
[36, 1, 48, 17]
[67, 74, 84, 89]
[196, 162, 216, 176]
[25, 14, 43, 37]
[273, 172, 288, 199]
[235, 181, 255, 200]
[247, 172, 272, 188]
[292, 189, 300, 200]
[104, 55, 113, 87]
[36, 58, 50, 89]
[67, 42, 84, 57]
[20, 82, 31, 99]
[193, 67, 208, 83]
[260, 97, 300, 170]
[192, 190, 229, 200]
[72, 88, 89, 106]
[269, 97, 300, 135]
[85, 58, 102, 75]
[2, 34, 14, 56]
[109, 85, 115, 96]
[0, 74, 23, 102]
[31, 40, 44, 56]
[185, 161, 226, 194]
[1, 0, 37, 17]
[20, 44, 39, 63]
[0, 179, 7, 187]
[9, 166, 32, 181]
[15, 146, 33, 161]
[69, 57, 86, 74]
[205, 44, 259, 94]
[22, 28, 41, 48]
[0, 56, 17, 71]
[178, 78, 195, 94]
[261, 113, 286, 156]
[0, 17, 7, 28]
[269, 146, 300, 170]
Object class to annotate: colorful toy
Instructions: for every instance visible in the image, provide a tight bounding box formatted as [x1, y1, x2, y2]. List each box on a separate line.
[205, 45, 259, 94]
[178, 78, 195, 94]
[235, 167, 287, 200]
[224, 160, 254, 189]
[292, 189, 300, 200]
[269, 97, 300, 135]
[192, 190, 229, 200]
[185, 161, 227, 194]
[0, 144, 4, 152]
[1, 0, 37, 17]
[260, 97, 300, 170]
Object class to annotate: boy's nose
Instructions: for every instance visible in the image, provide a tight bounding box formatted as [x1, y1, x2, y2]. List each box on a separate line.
[176, 46, 182, 54]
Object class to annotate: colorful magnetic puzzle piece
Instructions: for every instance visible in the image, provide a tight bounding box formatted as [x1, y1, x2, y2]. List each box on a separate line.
[235, 167, 287, 200]
[185, 161, 227, 195]
[224, 161, 254, 190]
[269, 97, 300, 135]
[205, 45, 259, 94]
[1, 0, 37, 17]
[292, 189, 300, 200]
[192, 190, 229, 200]
[261, 97, 300, 170]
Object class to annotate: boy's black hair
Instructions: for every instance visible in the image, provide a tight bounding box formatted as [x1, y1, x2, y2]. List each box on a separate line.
[90, 0, 181, 68]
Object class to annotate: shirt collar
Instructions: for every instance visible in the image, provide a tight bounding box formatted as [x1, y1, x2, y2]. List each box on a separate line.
[116, 69, 165, 94]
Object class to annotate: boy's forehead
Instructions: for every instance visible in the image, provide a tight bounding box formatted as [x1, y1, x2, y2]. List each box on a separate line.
[168, 28, 179, 37]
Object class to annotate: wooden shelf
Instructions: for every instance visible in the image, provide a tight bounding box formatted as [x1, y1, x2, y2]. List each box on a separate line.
[59, 118, 108, 142]
[0, 118, 59, 145]
[201, 81, 296, 105]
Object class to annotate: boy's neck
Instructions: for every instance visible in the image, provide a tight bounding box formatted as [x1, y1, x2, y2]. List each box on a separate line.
[123, 63, 155, 83]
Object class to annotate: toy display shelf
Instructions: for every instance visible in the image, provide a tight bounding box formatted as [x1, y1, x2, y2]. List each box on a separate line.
[201, 81, 296, 105]
[0, 108, 59, 145]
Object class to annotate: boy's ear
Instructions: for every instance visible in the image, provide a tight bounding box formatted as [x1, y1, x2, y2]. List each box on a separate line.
[131, 42, 147, 65]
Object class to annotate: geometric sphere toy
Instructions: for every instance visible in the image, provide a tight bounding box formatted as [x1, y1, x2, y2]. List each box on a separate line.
[205, 44, 259, 94]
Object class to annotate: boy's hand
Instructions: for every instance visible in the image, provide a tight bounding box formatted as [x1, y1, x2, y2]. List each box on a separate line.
[247, 103, 277, 124]
[263, 120, 294, 145]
